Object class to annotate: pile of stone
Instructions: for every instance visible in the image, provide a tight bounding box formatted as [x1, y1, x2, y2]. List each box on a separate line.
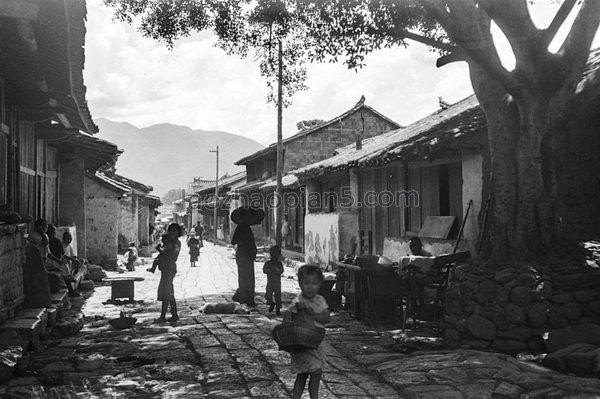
[443, 262, 600, 375]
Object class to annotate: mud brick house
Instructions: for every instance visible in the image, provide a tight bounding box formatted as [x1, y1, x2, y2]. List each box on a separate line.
[293, 95, 486, 267]
[0, 0, 114, 322]
[83, 172, 161, 265]
[84, 171, 130, 267]
[234, 97, 400, 249]
[108, 174, 160, 254]
[294, 50, 600, 268]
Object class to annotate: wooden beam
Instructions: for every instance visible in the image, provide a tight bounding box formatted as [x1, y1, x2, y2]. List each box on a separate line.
[19, 106, 66, 122]
[0, 0, 38, 20]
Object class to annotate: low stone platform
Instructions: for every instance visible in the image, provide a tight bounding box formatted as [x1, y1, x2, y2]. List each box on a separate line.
[0, 290, 69, 350]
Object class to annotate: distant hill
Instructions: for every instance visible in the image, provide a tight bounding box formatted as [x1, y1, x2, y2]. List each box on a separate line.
[94, 118, 264, 197]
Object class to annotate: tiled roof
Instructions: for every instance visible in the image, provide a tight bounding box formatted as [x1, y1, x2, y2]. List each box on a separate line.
[293, 95, 484, 177]
[88, 171, 131, 194]
[195, 171, 247, 195]
[110, 174, 154, 194]
[68, 132, 122, 171]
[235, 178, 272, 193]
[260, 174, 300, 191]
[235, 99, 400, 165]
[38, 0, 98, 134]
[141, 194, 162, 207]
[292, 49, 600, 178]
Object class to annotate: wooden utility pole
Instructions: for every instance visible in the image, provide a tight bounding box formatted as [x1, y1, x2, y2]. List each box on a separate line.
[210, 146, 219, 242]
[275, 39, 283, 247]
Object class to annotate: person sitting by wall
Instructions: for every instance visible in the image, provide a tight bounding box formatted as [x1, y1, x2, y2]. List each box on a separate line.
[46, 224, 79, 297]
[409, 237, 433, 257]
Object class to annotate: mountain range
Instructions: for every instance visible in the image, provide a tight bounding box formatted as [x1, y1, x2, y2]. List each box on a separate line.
[94, 118, 264, 198]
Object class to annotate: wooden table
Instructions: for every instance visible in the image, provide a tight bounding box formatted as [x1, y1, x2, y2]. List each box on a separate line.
[103, 276, 145, 301]
[335, 262, 401, 324]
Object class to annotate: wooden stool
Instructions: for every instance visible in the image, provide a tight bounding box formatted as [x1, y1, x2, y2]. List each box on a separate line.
[103, 276, 145, 301]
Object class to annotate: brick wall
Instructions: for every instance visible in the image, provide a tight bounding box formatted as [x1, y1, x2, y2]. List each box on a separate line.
[0, 224, 26, 324]
[284, 108, 399, 172]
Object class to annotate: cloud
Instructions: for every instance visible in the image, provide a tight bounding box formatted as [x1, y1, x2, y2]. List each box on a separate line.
[84, 0, 475, 147]
[84, 1, 598, 148]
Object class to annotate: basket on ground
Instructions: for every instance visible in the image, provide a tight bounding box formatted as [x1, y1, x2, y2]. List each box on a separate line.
[108, 311, 137, 330]
[272, 322, 325, 352]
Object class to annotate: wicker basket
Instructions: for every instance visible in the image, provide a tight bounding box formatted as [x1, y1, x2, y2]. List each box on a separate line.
[272, 322, 325, 353]
[109, 312, 137, 330]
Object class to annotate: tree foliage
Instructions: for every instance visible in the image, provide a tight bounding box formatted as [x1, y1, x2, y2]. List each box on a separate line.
[105, 0, 600, 261]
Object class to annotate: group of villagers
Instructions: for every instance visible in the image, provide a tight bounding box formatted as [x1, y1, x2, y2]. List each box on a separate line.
[27, 218, 83, 299]
[231, 207, 331, 399]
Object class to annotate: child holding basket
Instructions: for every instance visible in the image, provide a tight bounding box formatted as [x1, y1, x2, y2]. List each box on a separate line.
[284, 264, 331, 399]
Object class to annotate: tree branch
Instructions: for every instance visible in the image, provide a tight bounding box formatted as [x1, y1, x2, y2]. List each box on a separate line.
[386, 26, 458, 53]
[560, 0, 600, 66]
[436, 51, 466, 67]
[539, 0, 577, 51]
[477, 0, 539, 66]
[423, 0, 522, 95]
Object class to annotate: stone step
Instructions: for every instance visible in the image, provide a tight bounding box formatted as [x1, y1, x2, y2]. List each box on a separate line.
[0, 289, 71, 350]
[0, 317, 43, 349]
[51, 289, 69, 306]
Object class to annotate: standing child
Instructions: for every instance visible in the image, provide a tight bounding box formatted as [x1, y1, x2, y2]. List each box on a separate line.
[263, 246, 283, 315]
[284, 264, 331, 399]
[147, 223, 181, 322]
[187, 233, 201, 267]
[126, 242, 138, 271]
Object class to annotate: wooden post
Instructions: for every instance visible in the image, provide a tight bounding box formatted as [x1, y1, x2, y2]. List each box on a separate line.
[275, 40, 283, 247]
[210, 146, 219, 241]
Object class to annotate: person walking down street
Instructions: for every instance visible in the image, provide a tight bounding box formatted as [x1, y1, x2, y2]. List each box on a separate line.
[281, 214, 291, 249]
[284, 264, 331, 399]
[194, 221, 204, 248]
[231, 212, 258, 307]
[187, 233, 201, 267]
[150, 223, 181, 323]
[263, 246, 283, 315]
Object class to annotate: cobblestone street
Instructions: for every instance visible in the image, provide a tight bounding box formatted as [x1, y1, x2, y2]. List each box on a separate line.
[3, 243, 600, 398]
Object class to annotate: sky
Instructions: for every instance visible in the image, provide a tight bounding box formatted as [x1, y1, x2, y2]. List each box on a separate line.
[83, 1, 598, 147]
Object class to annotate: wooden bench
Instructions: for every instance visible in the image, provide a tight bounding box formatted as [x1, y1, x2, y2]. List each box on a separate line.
[102, 276, 145, 301]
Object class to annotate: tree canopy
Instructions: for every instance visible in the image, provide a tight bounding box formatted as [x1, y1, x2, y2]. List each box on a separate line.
[106, 0, 600, 261]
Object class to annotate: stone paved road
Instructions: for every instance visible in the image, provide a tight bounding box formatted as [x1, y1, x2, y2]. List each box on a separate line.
[3, 242, 600, 398]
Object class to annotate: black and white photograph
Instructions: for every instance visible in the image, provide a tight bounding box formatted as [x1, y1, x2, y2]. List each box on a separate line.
[1, 0, 600, 397]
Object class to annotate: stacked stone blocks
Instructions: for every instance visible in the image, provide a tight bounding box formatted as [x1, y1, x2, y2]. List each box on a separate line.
[443, 262, 600, 353]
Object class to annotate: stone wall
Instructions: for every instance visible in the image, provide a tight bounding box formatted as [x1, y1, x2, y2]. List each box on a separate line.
[119, 195, 138, 252]
[443, 263, 600, 354]
[84, 176, 120, 267]
[0, 224, 26, 324]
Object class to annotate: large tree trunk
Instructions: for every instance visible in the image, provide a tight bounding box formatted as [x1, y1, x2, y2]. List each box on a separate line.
[470, 64, 519, 261]
[470, 64, 566, 261]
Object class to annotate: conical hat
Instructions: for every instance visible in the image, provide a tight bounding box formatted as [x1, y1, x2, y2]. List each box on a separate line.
[231, 207, 265, 225]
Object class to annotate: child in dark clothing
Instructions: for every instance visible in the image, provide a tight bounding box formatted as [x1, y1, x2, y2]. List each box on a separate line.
[187, 234, 201, 267]
[147, 233, 174, 273]
[147, 223, 181, 322]
[263, 246, 283, 315]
